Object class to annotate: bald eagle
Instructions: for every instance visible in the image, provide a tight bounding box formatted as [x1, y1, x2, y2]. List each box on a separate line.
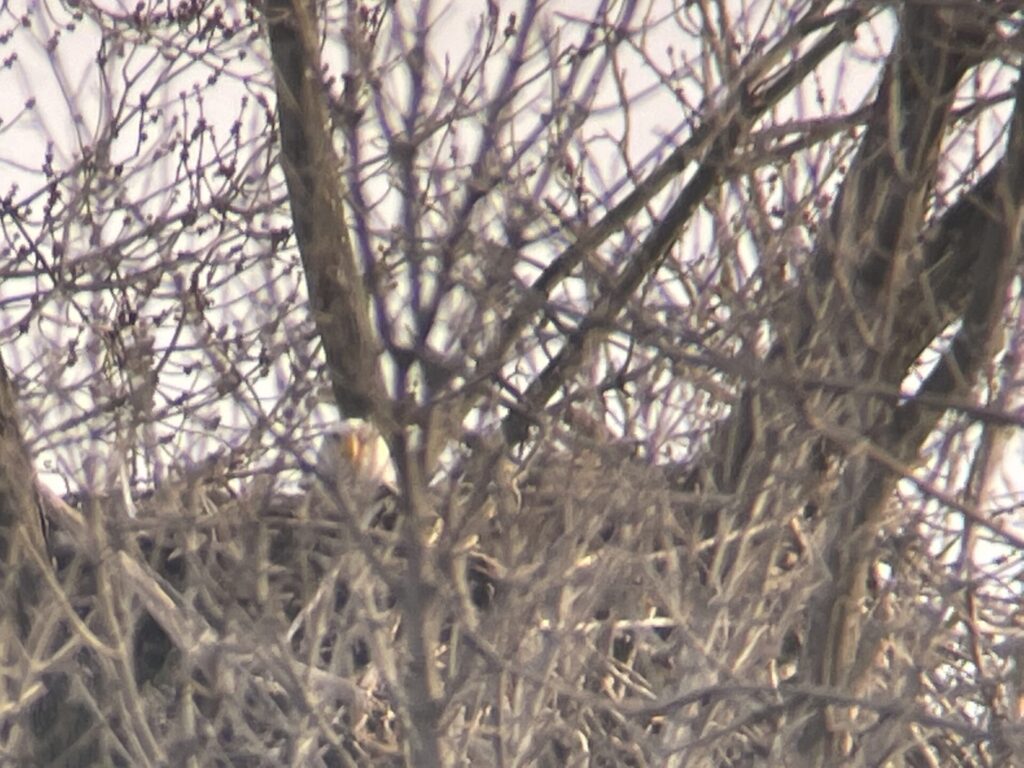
[313, 419, 397, 527]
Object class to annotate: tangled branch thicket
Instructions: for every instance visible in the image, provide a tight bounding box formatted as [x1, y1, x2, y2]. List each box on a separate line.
[2, 1, 1024, 766]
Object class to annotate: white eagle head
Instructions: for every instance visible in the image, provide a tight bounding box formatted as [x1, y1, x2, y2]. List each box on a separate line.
[316, 419, 396, 492]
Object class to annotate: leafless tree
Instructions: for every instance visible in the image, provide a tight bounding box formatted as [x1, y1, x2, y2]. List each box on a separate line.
[2, 1, 1024, 765]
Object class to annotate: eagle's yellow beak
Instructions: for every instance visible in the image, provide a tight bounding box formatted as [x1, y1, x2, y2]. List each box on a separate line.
[343, 430, 363, 468]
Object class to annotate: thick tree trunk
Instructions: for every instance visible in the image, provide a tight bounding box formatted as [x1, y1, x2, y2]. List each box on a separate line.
[263, 0, 387, 426]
